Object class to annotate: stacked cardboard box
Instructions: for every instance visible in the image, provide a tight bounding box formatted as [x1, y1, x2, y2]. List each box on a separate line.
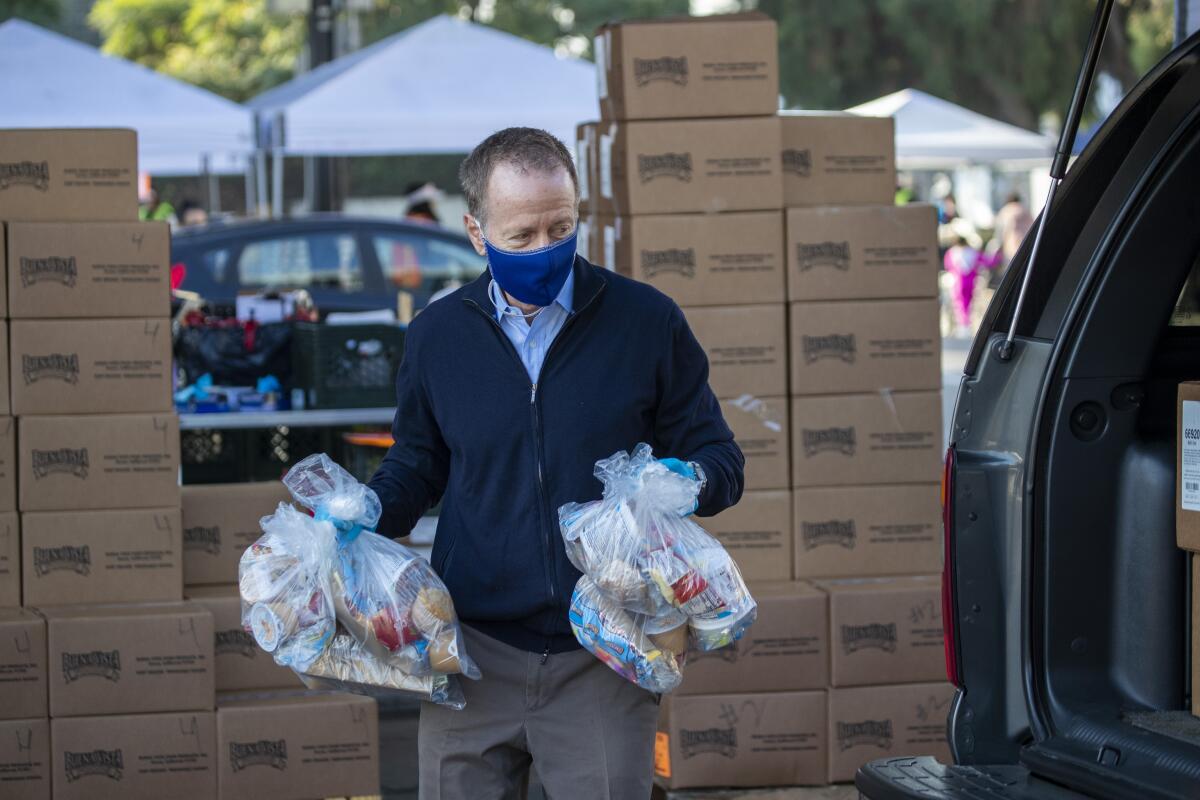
[1175, 383, 1200, 716]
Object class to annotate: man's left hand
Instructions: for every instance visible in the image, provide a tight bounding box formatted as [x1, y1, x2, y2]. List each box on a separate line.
[658, 458, 701, 516]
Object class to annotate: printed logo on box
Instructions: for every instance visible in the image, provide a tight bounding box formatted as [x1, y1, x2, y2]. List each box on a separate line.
[61, 649, 121, 683]
[19, 255, 78, 287]
[63, 748, 124, 782]
[802, 333, 857, 364]
[637, 152, 693, 184]
[782, 148, 812, 177]
[640, 247, 696, 279]
[183, 525, 221, 555]
[840, 622, 898, 654]
[31, 448, 89, 480]
[796, 241, 851, 271]
[32, 544, 91, 576]
[22, 353, 80, 385]
[633, 56, 688, 86]
[801, 427, 856, 457]
[229, 739, 288, 771]
[215, 629, 258, 659]
[836, 719, 893, 751]
[678, 727, 737, 759]
[0, 161, 50, 191]
[801, 519, 857, 550]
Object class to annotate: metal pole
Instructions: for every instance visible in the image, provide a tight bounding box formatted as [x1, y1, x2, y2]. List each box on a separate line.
[256, 150, 268, 218]
[244, 161, 256, 216]
[272, 111, 285, 219]
[208, 163, 221, 214]
[309, 0, 336, 212]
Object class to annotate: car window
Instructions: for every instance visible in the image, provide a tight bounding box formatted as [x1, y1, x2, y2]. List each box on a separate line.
[202, 247, 231, 283]
[372, 232, 485, 296]
[238, 232, 364, 291]
[1170, 252, 1200, 325]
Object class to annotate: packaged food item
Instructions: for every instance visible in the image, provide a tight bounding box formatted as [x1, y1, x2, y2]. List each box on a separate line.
[238, 454, 479, 708]
[559, 444, 757, 692]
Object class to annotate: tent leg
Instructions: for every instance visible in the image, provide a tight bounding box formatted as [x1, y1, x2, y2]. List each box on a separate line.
[256, 151, 268, 219]
[244, 162, 257, 217]
[272, 148, 284, 219]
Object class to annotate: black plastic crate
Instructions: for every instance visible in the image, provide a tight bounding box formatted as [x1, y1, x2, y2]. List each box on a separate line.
[292, 322, 405, 409]
[249, 425, 336, 483]
[181, 428, 252, 484]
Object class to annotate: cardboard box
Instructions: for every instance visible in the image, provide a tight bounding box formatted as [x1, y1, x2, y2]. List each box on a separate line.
[780, 112, 896, 208]
[683, 305, 787, 399]
[0, 512, 18, 606]
[0, 325, 9, 416]
[5, 222, 170, 318]
[185, 587, 303, 692]
[1177, 382, 1200, 551]
[596, 117, 783, 216]
[0, 718, 50, 800]
[0, 609, 47, 720]
[722, 395, 789, 491]
[828, 682, 955, 783]
[595, 14, 779, 121]
[820, 575, 944, 687]
[217, 692, 379, 800]
[0, 129, 138, 223]
[703, 490, 791, 582]
[0, 419, 15, 513]
[787, 205, 939, 302]
[21, 509, 182, 607]
[18, 413, 180, 512]
[182, 482, 292, 586]
[791, 392, 942, 488]
[655, 690, 826, 789]
[41, 603, 214, 717]
[789, 299, 941, 395]
[678, 582, 827, 695]
[51, 711, 216, 800]
[10, 319, 172, 416]
[576, 122, 598, 215]
[793, 484, 942, 579]
[603, 212, 785, 306]
[1193, 558, 1199, 716]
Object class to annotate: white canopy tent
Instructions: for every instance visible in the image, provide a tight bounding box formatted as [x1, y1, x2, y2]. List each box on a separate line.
[848, 88, 1054, 226]
[248, 14, 598, 157]
[0, 19, 254, 176]
[847, 88, 1054, 168]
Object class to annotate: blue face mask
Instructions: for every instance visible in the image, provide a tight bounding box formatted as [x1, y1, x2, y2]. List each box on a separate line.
[479, 222, 578, 307]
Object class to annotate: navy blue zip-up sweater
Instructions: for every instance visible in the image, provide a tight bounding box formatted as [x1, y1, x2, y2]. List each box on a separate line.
[368, 256, 744, 654]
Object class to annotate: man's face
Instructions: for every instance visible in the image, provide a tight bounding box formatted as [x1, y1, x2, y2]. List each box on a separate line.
[465, 162, 577, 255]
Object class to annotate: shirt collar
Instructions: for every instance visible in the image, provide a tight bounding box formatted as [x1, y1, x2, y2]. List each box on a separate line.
[489, 269, 575, 322]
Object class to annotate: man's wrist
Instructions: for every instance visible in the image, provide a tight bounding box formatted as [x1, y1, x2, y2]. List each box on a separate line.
[688, 460, 707, 496]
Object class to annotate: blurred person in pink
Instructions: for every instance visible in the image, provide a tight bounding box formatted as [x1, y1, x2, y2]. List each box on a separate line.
[944, 232, 1002, 336]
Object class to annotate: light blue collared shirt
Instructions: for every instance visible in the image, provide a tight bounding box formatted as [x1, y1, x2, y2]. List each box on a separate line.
[489, 271, 575, 384]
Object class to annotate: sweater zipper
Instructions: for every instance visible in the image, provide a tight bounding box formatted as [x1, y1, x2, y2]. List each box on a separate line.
[465, 283, 607, 623]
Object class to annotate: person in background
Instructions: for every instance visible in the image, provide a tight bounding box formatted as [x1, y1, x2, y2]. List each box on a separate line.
[140, 188, 177, 225]
[945, 229, 1002, 337]
[993, 191, 1035, 265]
[938, 194, 959, 224]
[369, 127, 744, 799]
[177, 199, 209, 227]
[403, 181, 443, 226]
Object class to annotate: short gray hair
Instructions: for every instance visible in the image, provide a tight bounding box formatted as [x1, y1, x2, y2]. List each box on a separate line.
[459, 127, 578, 224]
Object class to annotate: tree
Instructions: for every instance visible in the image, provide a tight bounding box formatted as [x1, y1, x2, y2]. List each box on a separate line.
[0, 0, 60, 27]
[89, 0, 304, 102]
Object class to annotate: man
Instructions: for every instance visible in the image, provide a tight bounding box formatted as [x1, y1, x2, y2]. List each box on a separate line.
[369, 127, 744, 799]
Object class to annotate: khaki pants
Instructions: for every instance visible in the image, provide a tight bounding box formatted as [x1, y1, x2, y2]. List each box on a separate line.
[418, 625, 658, 800]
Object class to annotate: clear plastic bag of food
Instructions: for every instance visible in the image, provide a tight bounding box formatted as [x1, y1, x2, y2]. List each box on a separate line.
[568, 577, 684, 693]
[239, 454, 479, 706]
[559, 444, 757, 691]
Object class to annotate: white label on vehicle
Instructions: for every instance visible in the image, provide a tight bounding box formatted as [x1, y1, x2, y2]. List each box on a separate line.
[599, 129, 614, 199]
[604, 225, 616, 271]
[1184, 400, 1200, 511]
[594, 34, 609, 99]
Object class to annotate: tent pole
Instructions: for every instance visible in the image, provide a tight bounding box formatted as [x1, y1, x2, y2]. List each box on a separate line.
[244, 161, 256, 217]
[256, 150, 268, 218]
[272, 111, 285, 219]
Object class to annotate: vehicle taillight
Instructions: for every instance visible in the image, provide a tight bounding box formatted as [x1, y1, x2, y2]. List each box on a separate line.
[170, 262, 187, 291]
[942, 444, 963, 687]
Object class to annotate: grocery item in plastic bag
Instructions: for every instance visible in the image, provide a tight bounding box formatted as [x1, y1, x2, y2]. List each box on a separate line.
[568, 577, 683, 693]
[239, 454, 479, 707]
[559, 444, 757, 691]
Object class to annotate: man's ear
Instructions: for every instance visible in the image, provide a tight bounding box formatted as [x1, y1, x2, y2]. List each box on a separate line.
[464, 214, 487, 257]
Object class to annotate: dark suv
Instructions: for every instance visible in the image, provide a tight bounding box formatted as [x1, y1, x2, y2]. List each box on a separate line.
[859, 30, 1200, 800]
[171, 215, 486, 315]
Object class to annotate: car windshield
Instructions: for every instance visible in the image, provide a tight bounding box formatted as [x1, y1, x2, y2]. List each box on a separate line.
[238, 232, 364, 291]
[372, 231, 485, 296]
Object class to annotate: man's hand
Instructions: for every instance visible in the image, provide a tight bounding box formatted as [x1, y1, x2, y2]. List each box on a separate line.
[657, 458, 703, 516]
